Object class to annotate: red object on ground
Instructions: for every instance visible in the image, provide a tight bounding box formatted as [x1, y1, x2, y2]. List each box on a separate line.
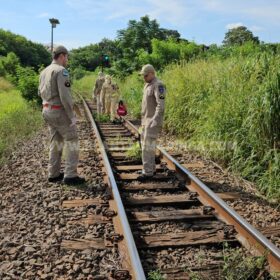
[117, 104, 127, 116]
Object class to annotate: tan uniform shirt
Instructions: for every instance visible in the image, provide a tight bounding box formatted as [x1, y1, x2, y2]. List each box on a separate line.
[93, 77, 105, 96]
[141, 77, 166, 126]
[38, 61, 74, 121]
[101, 81, 116, 98]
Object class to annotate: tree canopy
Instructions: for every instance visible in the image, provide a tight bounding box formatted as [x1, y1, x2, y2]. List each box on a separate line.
[0, 29, 51, 69]
[117, 15, 181, 56]
[223, 26, 260, 46]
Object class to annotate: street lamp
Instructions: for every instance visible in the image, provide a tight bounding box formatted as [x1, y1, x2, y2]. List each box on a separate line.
[49, 18, 60, 53]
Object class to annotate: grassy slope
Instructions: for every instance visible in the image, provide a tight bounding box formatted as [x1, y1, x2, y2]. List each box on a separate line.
[74, 54, 280, 199]
[0, 80, 42, 163]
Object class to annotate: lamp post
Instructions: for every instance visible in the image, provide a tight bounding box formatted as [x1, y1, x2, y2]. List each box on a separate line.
[49, 18, 60, 53]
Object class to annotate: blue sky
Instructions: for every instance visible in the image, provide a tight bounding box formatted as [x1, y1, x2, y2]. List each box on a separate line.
[0, 0, 279, 49]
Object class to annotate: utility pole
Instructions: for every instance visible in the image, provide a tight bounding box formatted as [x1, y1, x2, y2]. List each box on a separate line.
[49, 18, 60, 53]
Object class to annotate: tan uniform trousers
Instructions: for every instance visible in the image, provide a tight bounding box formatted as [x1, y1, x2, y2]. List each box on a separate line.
[104, 93, 111, 115]
[141, 125, 160, 176]
[43, 108, 79, 178]
[96, 93, 102, 115]
[110, 96, 119, 121]
[100, 93, 106, 114]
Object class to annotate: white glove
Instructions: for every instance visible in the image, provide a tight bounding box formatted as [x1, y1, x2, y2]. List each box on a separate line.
[149, 119, 158, 128]
[70, 117, 77, 127]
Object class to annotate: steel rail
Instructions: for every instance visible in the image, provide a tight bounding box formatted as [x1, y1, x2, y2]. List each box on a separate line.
[123, 117, 280, 273]
[81, 98, 146, 280]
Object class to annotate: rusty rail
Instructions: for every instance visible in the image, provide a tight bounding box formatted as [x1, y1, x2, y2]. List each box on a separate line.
[123, 117, 280, 273]
[81, 97, 146, 280]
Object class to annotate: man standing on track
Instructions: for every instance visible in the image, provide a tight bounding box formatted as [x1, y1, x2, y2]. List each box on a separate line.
[93, 72, 105, 115]
[138, 64, 166, 181]
[100, 75, 113, 115]
[38, 45, 85, 185]
[110, 81, 120, 123]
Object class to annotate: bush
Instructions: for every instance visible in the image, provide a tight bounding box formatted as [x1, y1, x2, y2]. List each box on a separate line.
[1, 52, 20, 84]
[136, 39, 203, 70]
[70, 66, 89, 80]
[16, 66, 40, 105]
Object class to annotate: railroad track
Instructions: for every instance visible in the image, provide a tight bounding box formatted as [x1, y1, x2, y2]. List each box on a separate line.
[62, 96, 280, 280]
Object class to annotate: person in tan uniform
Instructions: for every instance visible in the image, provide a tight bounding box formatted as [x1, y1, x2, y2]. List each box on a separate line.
[38, 45, 85, 185]
[93, 72, 105, 114]
[100, 75, 116, 116]
[138, 64, 166, 181]
[100, 75, 110, 114]
[110, 82, 120, 122]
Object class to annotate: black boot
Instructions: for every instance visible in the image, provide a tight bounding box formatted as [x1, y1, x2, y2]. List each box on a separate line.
[63, 176, 86, 185]
[137, 173, 155, 181]
[48, 173, 64, 183]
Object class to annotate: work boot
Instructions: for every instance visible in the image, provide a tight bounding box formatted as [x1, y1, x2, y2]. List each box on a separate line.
[137, 173, 155, 181]
[63, 176, 86, 186]
[48, 173, 64, 183]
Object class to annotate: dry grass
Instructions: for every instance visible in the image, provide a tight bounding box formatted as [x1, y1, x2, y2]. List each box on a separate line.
[0, 77, 13, 92]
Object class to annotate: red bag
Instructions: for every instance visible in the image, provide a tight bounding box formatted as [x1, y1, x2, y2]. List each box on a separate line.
[117, 104, 127, 116]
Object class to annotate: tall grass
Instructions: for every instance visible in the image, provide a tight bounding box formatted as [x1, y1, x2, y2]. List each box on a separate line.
[72, 72, 98, 100]
[0, 77, 13, 92]
[0, 88, 42, 163]
[117, 73, 143, 118]
[119, 54, 280, 200]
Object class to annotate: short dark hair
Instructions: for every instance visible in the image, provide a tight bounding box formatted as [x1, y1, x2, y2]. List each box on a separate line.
[53, 52, 66, 60]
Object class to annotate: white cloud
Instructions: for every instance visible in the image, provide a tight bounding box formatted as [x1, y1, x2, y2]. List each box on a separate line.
[65, 0, 195, 26]
[225, 22, 264, 33]
[37, 12, 51, 18]
[226, 22, 243, 30]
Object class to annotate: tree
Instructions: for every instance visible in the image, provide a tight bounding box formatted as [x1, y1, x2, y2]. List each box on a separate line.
[117, 15, 181, 56]
[223, 26, 259, 46]
[69, 38, 121, 72]
[0, 29, 51, 69]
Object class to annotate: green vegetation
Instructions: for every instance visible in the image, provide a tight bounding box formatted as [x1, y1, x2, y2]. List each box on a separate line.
[72, 72, 97, 99]
[95, 113, 110, 123]
[223, 26, 260, 46]
[0, 29, 51, 69]
[125, 142, 141, 160]
[0, 77, 13, 92]
[119, 51, 280, 200]
[221, 246, 276, 280]
[0, 29, 51, 105]
[69, 15, 186, 77]
[0, 85, 42, 163]
[0, 31, 46, 161]
[147, 270, 165, 280]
